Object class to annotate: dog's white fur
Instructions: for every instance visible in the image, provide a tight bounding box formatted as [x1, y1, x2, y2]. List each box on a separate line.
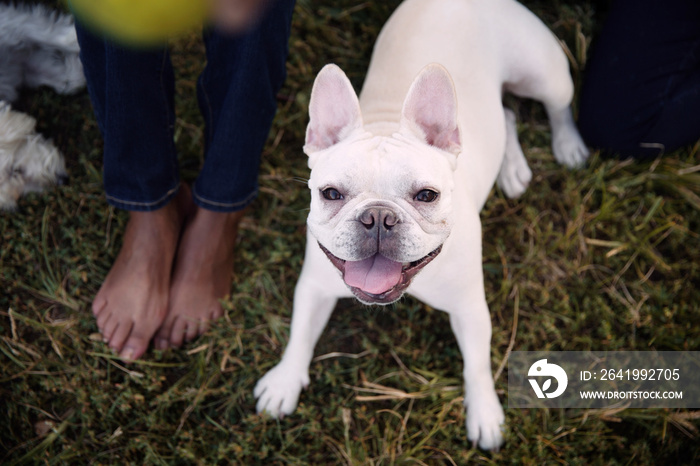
[0, 4, 84, 210]
[255, 0, 589, 450]
[0, 102, 68, 210]
[0, 4, 84, 102]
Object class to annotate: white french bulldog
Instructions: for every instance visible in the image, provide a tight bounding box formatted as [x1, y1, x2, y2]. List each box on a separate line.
[254, 0, 588, 450]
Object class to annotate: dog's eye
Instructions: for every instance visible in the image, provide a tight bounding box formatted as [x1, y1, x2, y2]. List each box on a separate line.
[415, 189, 439, 203]
[321, 187, 344, 201]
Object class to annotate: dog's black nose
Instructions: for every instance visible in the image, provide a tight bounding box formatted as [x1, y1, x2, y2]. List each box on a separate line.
[359, 207, 399, 231]
[56, 173, 69, 186]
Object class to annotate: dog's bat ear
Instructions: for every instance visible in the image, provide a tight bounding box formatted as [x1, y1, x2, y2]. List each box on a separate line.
[400, 64, 461, 156]
[304, 64, 363, 157]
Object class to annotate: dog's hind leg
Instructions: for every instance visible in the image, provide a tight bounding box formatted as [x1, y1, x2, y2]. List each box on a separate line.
[547, 105, 589, 168]
[505, 61, 589, 168]
[500, 3, 589, 168]
[497, 107, 532, 198]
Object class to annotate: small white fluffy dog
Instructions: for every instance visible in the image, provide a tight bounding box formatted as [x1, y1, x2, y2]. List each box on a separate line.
[0, 4, 84, 210]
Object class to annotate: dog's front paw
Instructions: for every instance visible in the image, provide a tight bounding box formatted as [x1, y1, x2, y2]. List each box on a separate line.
[254, 363, 309, 418]
[465, 390, 505, 451]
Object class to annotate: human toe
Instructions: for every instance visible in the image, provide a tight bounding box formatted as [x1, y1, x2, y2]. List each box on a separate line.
[101, 313, 120, 343]
[118, 330, 152, 362]
[92, 295, 108, 316]
[168, 317, 188, 348]
[108, 320, 134, 354]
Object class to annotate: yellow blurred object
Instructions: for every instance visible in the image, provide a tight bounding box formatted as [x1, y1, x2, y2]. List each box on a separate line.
[69, 0, 209, 45]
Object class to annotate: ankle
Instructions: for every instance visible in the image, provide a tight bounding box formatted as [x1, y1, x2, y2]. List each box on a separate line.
[192, 206, 245, 231]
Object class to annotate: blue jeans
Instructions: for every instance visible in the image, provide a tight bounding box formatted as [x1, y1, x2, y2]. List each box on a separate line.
[578, 0, 700, 158]
[74, 0, 296, 211]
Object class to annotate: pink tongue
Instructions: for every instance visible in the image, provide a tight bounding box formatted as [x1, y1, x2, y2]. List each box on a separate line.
[344, 254, 403, 295]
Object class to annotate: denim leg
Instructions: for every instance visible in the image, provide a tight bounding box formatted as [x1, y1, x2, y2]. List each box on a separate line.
[193, 0, 296, 212]
[75, 23, 180, 211]
[578, 0, 700, 158]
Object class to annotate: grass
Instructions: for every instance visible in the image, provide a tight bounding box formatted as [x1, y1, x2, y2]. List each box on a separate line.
[2, 0, 699, 464]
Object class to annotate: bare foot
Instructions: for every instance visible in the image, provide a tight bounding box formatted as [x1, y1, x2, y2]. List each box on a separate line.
[154, 206, 244, 349]
[92, 187, 192, 361]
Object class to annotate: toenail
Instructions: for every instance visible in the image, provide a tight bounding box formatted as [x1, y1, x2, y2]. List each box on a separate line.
[120, 348, 135, 361]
